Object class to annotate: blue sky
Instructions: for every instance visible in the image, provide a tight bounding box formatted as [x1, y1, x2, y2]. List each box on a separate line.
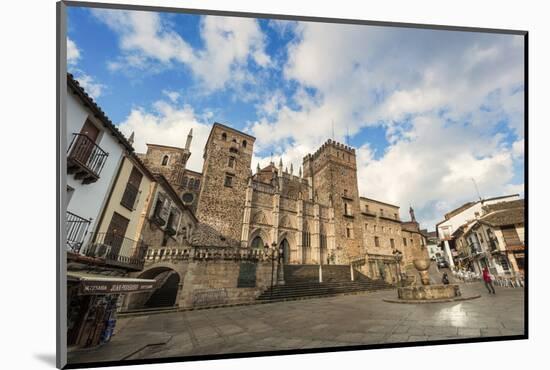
[67, 6, 525, 229]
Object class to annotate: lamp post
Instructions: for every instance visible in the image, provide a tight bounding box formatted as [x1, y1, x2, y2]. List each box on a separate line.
[393, 249, 403, 286]
[265, 243, 275, 298]
[277, 242, 285, 285]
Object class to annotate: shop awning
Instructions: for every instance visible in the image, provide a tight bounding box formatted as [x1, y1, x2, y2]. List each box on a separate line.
[68, 271, 157, 295]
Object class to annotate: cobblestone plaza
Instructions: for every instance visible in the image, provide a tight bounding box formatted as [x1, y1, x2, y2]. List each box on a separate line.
[69, 282, 524, 365]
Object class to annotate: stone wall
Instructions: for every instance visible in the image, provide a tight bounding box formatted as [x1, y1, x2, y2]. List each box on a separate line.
[178, 260, 273, 308]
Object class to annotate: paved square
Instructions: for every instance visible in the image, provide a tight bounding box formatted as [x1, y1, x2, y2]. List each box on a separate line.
[68, 282, 524, 365]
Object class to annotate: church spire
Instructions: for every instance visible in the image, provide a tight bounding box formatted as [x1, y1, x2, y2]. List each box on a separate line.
[185, 128, 193, 150]
[409, 206, 416, 223]
[128, 131, 135, 146]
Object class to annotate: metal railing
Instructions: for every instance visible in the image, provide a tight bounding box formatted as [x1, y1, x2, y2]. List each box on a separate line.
[66, 211, 91, 253]
[67, 133, 109, 178]
[85, 232, 149, 270]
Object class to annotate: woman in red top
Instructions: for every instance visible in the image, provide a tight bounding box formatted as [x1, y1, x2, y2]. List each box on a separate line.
[482, 266, 496, 294]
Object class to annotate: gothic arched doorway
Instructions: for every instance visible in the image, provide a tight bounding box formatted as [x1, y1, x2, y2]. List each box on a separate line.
[280, 239, 290, 264]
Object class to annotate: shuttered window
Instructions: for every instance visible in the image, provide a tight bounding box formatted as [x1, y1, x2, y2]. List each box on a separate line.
[501, 225, 521, 246]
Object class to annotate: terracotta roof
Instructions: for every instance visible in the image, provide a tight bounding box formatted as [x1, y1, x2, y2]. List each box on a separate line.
[482, 199, 524, 213]
[67, 73, 134, 153]
[480, 207, 525, 227]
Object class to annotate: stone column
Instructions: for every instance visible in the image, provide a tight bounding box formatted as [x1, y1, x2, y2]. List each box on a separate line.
[272, 191, 280, 246]
[327, 206, 336, 264]
[240, 180, 254, 248]
[443, 240, 455, 268]
[296, 199, 304, 264]
[311, 203, 321, 264]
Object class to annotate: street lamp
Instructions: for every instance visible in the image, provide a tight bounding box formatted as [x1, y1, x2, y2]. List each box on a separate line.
[393, 249, 403, 286]
[264, 243, 275, 298]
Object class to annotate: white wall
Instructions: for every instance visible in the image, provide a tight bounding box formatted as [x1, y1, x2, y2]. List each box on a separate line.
[66, 92, 125, 241]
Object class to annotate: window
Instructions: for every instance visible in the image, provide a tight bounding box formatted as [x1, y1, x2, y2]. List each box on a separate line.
[365, 223, 368, 232]
[390, 238, 395, 249]
[403, 237, 407, 246]
[242, 140, 247, 148]
[410, 238, 413, 246]
[251, 236, 264, 249]
[394, 213, 398, 219]
[182, 227, 187, 240]
[373, 225, 377, 233]
[381, 226, 385, 233]
[121, 166, 143, 210]
[374, 236, 380, 247]
[302, 231, 311, 247]
[181, 176, 188, 188]
[228, 157, 235, 168]
[224, 174, 234, 187]
[365, 204, 369, 212]
[221, 132, 227, 141]
[194, 179, 200, 190]
[182, 193, 194, 204]
[380, 208, 384, 216]
[320, 233, 327, 249]
[188, 178, 195, 190]
[161, 155, 169, 166]
[346, 227, 352, 238]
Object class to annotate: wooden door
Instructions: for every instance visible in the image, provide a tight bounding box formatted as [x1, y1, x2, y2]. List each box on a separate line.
[73, 119, 100, 165]
[105, 212, 130, 255]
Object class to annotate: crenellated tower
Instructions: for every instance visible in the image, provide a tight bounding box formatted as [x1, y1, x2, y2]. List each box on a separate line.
[302, 139, 363, 263]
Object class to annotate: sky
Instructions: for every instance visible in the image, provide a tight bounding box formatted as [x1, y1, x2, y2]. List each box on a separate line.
[67, 6, 525, 230]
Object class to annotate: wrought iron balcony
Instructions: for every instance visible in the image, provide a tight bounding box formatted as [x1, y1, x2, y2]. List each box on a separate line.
[85, 232, 149, 271]
[66, 211, 91, 253]
[67, 133, 109, 184]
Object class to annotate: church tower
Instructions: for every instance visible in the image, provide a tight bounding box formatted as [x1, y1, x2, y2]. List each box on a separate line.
[196, 123, 255, 243]
[302, 139, 363, 263]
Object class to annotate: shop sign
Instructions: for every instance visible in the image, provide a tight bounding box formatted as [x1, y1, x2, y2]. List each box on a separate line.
[80, 281, 156, 295]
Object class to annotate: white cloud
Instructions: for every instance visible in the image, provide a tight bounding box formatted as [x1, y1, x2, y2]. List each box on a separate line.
[74, 73, 105, 100]
[92, 9, 271, 91]
[248, 24, 524, 229]
[116, 99, 212, 172]
[162, 89, 180, 103]
[67, 37, 80, 65]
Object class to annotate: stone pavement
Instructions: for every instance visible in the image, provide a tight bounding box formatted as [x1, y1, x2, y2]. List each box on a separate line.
[68, 282, 524, 365]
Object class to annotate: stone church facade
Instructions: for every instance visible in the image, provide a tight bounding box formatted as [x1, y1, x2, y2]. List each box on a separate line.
[138, 122, 428, 281]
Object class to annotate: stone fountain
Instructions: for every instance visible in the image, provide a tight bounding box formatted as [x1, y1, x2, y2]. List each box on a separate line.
[384, 258, 479, 303]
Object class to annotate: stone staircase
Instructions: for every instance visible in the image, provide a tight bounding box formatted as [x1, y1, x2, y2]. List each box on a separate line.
[257, 265, 394, 302]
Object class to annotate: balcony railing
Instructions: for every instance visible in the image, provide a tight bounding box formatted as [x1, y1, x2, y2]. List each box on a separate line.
[85, 232, 149, 271]
[67, 133, 109, 184]
[66, 211, 91, 253]
[120, 182, 140, 210]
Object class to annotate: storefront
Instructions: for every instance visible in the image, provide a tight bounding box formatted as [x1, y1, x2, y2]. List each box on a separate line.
[67, 272, 156, 349]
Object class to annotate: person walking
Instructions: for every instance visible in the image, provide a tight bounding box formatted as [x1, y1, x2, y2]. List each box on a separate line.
[442, 272, 450, 285]
[482, 266, 496, 294]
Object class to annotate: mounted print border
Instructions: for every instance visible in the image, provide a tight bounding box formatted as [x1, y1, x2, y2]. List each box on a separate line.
[57, 1, 528, 369]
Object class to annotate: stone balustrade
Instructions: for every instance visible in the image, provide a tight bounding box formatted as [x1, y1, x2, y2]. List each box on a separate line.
[144, 245, 274, 263]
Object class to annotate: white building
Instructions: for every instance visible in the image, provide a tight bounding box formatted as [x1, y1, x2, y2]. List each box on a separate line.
[435, 194, 520, 267]
[65, 73, 133, 252]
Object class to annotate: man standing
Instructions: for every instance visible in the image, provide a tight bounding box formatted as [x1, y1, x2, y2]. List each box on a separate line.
[482, 266, 496, 294]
